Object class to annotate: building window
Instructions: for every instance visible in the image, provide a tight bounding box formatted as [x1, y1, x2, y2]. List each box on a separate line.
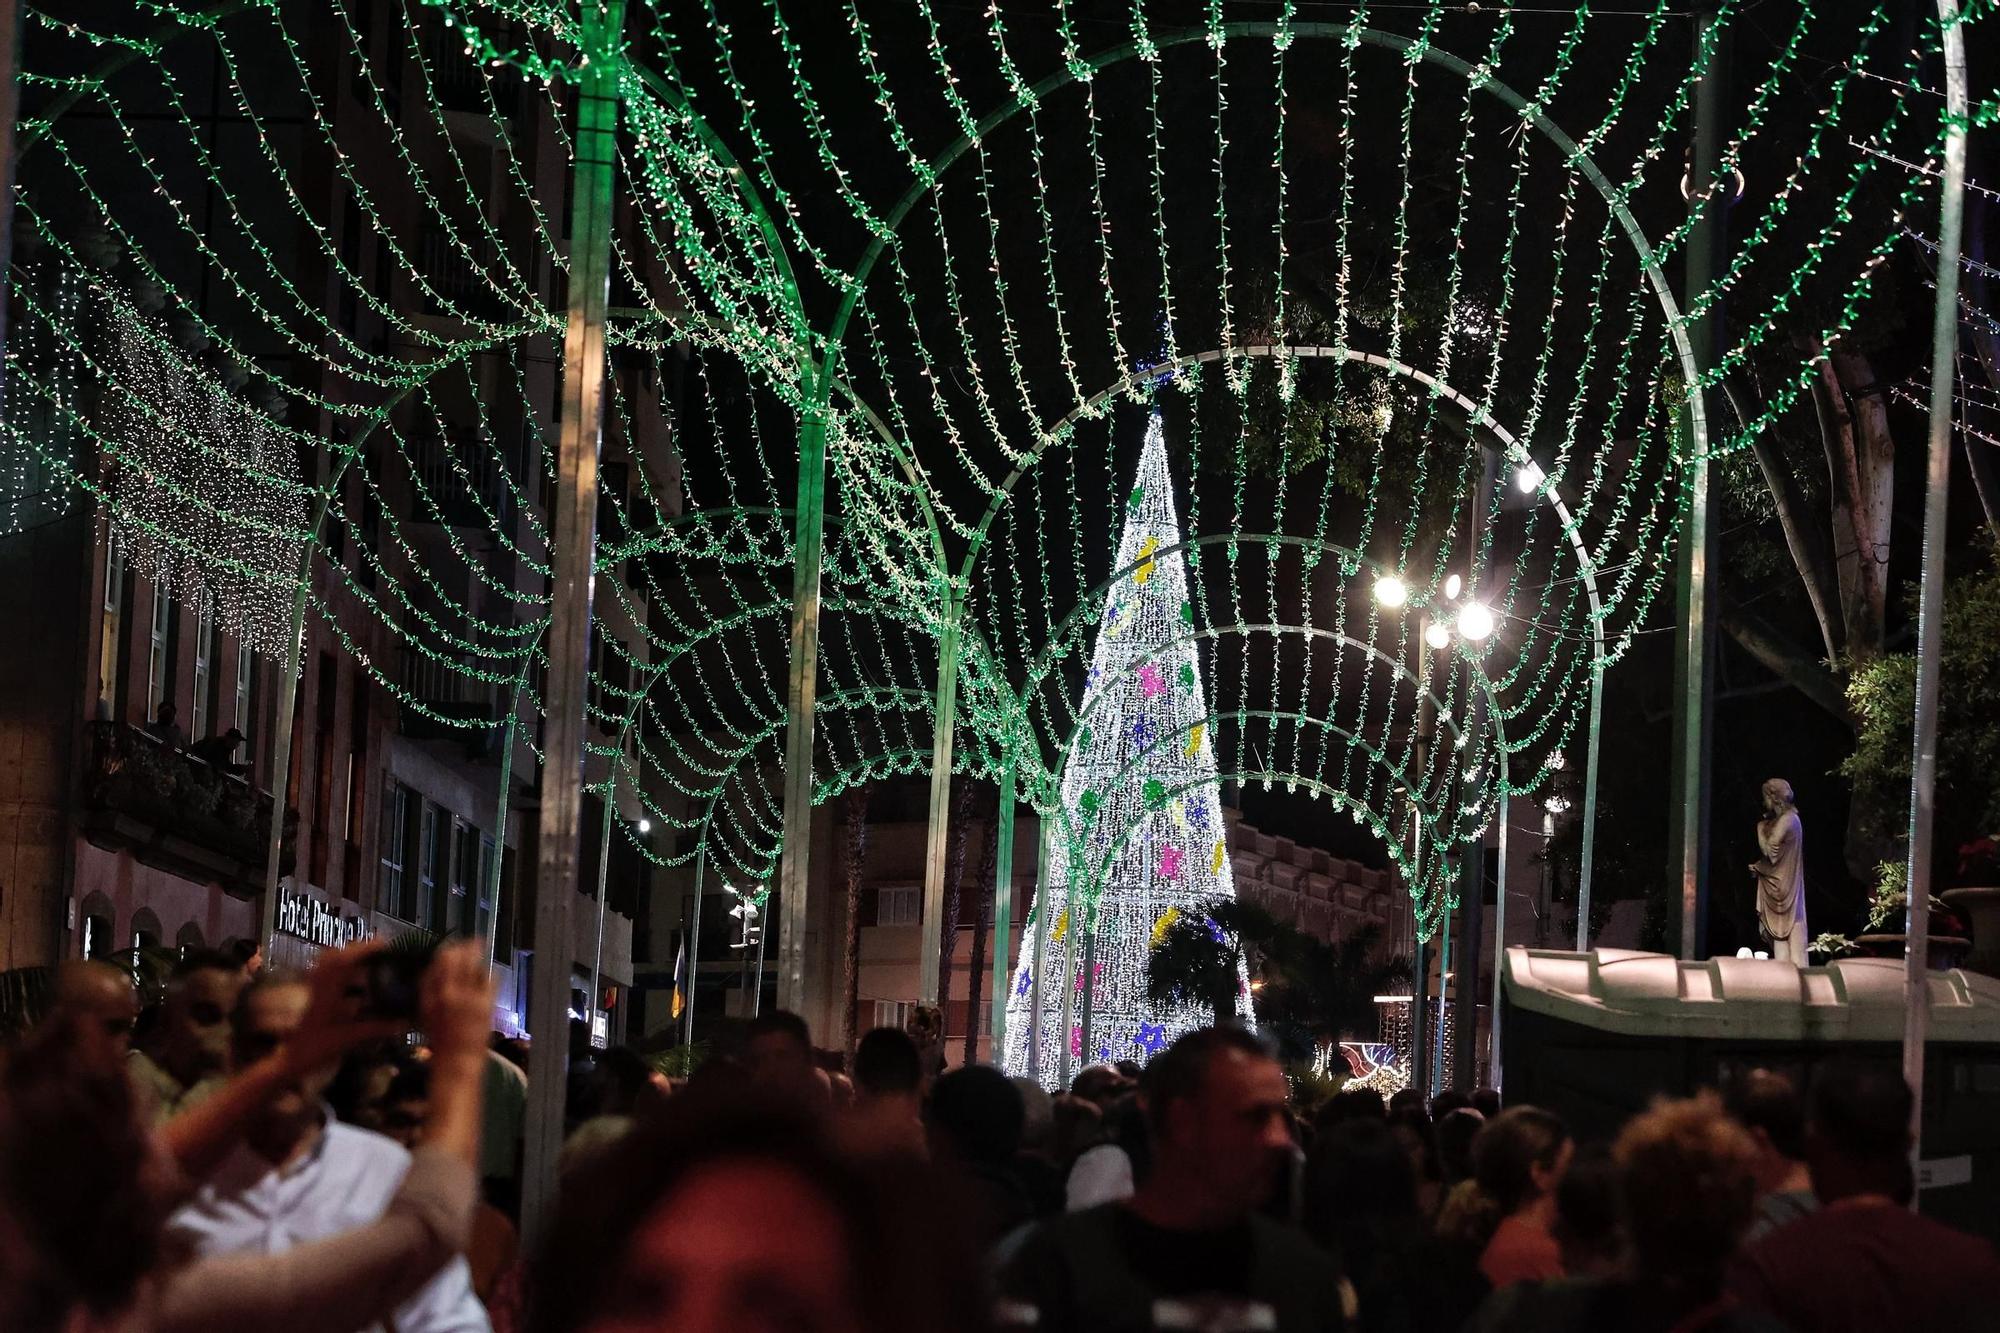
[380, 781, 409, 919]
[418, 803, 443, 932]
[190, 598, 214, 742]
[98, 532, 125, 715]
[476, 834, 497, 940]
[235, 641, 255, 737]
[876, 886, 921, 927]
[872, 999, 912, 1030]
[147, 585, 173, 722]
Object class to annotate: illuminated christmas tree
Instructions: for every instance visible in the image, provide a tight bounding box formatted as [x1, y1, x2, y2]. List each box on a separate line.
[1002, 409, 1251, 1087]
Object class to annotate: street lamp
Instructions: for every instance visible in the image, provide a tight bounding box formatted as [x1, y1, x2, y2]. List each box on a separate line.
[636, 817, 651, 834]
[1457, 601, 1496, 643]
[1424, 620, 1452, 651]
[1374, 574, 1409, 609]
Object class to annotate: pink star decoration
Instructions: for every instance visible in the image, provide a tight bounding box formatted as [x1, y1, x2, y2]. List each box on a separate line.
[1137, 663, 1166, 698]
[1159, 846, 1185, 880]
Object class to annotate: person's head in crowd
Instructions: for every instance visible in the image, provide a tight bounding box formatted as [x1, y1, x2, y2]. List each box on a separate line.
[1435, 1106, 1486, 1185]
[227, 937, 264, 982]
[531, 1088, 981, 1333]
[1725, 1067, 1810, 1197]
[1049, 1092, 1103, 1165]
[51, 959, 139, 1072]
[853, 1026, 922, 1105]
[594, 1046, 666, 1119]
[231, 971, 335, 1161]
[1387, 1086, 1426, 1120]
[1429, 1089, 1472, 1121]
[827, 1070, 855, 1111]
[1804, 1059, 1915, 1206]
[1013, 1076, 1055, 1154]
[492, 1032, 531, 1072]
[152, 948, 248, 1088]
[1314, 1086, 1389, 1131]
[1471, 1087, 1502, 1119]
[1551, 1143, 1626, 1277]
[1114, 1059, 1144, 1082]
[1302, 1116, 1421, 1255]
[1473, 1106, 1572, 1220]
[0, 1013, 166, 1333]
[744, 1010, 814, 1090]
[327, 1046, 406, 1134]
[1614, 1095, 1760, 1296]
[1136, 1027, 1294, 1227]
[379, 1061, 432, 1151]
[928, 1065, 1026, 1167]
[1388, 1106, 1441, 1188]
[1069, 1062, 1131, 1109]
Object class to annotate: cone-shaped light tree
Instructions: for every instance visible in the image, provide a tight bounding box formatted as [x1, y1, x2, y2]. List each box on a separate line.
[1003, 409, 1252, 1087]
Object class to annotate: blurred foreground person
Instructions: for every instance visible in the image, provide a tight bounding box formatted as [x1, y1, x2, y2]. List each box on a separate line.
[130, 949, 247, 1122]
[999, 1027, 1349, 1332]
[1727, 1061, 2000, 1333]
[52, 958, 140, 1072]
[1469, 1095, 1784, 1333]
[531, 1088, 982, 1333]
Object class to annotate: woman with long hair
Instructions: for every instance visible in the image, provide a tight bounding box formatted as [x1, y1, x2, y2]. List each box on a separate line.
[1449, 1106, 1573, 1289]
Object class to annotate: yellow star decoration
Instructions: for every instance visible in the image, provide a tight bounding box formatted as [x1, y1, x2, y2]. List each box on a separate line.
[1212, 841, 1227, 874]
[1050, 907, 1070, 944]
[1185, 722, 1205, 757]
[1133, 535, 1160, 585]
[1150, 906, 1181, 948]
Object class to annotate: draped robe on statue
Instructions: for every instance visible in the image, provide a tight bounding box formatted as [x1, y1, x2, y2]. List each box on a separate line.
[1754, 808, 1808, 965]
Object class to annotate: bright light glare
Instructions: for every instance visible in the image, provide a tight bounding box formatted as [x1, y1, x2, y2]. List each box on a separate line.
[1443, 573, 1463, 601]
[1457, 601, 1496, 642]
[1373, 575, 1408, 608]
[1424, 621, 1452, 651]
[1546, 750, 1566, 771]
[637, 817, 651, 833]
[1516, 461, 1546, 494]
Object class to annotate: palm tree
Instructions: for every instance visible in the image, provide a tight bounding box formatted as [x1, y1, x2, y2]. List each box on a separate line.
[1146, 898, 1286, 1028]
[840, 784, 871, 1059]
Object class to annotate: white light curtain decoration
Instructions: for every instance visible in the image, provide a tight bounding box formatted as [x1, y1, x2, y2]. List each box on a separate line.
[103, 301, 308, 656]
[1003, 410, 1252, 1086]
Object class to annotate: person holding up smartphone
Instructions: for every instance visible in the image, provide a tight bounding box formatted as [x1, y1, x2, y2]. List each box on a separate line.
[158, 940, 497, 1333]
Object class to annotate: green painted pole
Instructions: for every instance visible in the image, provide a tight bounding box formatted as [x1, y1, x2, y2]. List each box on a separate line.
[775, 411, 830, 1014]
[918, 585, 965, 1005]
[988, 757, 1017, 1055]
[521, 0, 622, 1247]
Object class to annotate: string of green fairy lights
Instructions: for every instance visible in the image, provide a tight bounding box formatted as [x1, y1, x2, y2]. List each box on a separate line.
[0, 0, 1983, 939]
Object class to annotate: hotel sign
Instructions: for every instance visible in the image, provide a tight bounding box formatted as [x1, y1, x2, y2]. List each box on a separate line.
[276, 884, 372, 949]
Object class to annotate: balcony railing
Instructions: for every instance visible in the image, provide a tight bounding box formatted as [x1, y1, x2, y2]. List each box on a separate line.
[81, 722, 296, 895]
[398, 645, 502, 749]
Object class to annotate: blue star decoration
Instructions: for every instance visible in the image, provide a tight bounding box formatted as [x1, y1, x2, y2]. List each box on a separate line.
[1097, 1045, 1111, 1063]
[1015, 969, 1033, 999]
[1134, 1022, 1168, 1055]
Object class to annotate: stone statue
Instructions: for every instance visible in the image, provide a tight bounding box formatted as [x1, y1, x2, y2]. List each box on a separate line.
[1750, 778, 1809, 965]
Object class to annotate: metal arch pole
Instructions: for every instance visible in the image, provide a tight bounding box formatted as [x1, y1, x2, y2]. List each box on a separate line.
[919, 584, 965, 1005]
[775, 411, 831, 1015]
[989, 756, 1018, 1055]
[682, 800, 714, 1048]
[1489, 786, 1510, 1091]
[1578, 654, 1604, 950]
[589, 777, 615, 1024]
[521, 0, 622, 1247]
[1027, 819, 1051, 1080]
[486, 703, 517, 974]
[1906, 0, 1968, 1181]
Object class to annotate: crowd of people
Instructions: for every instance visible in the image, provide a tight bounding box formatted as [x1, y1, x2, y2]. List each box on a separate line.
[4, 939, 1998, 1333]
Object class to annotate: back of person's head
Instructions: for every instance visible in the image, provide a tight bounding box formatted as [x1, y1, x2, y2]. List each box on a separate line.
[1068, 1062, 1131, 1105]
[1552, 1143, 1625, 1277]
[1114, 1059, 1144, 1081]
[1724, 1068, 1807, 1162]
[1471, 1105, 1571, 1215]
[1387, 1087, 1426, 1119]
[1614, 1095, 1759, 1293]
[1049, 1093, 1103, 1165]
[1388, 1105, 1442, 1184]
[746, 1009, 812, 1056]
[594, 1046, 661, 1117]
[1806, 1059, 1914, 1203]
[1471, 1087, 1502, 1119]
[0, 1014, 164, 1330]
[1013, 1076, 1055, 1152]
[1429, 1089, 1472, 1121]
[1139, 1026, 1275, 1134]
[853, 1026, 922, 1098]
[1314, 1086, 1388, 1131]
[1303, 1117, 1420, 1254]
[531, 1085, 983, 1333]
[928, 1065, 1026, 1165]
[1435, 1107, 1486, 1185]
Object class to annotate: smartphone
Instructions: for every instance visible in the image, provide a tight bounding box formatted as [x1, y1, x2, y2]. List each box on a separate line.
[363, 949, 432, 1021]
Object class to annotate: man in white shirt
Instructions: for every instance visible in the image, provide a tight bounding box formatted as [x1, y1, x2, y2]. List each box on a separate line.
[168, 972, 490, 1333]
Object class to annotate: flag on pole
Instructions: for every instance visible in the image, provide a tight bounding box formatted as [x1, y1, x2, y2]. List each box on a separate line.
[670, 932, 686, 1020]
